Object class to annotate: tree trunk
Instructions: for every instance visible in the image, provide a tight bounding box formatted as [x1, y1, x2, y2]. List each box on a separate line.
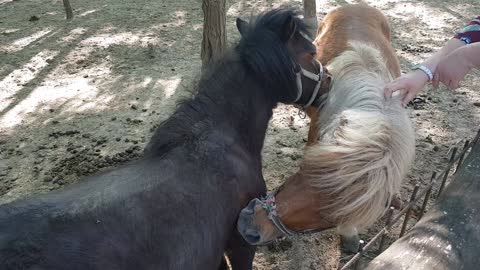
[365, 139, 480, 270]
[63, 0, 73, 20]
[201, 0, 226, 68]
[303, 0, 317, 35]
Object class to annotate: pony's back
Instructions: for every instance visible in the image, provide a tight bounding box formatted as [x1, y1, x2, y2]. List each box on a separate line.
[303, 42, 415, 230]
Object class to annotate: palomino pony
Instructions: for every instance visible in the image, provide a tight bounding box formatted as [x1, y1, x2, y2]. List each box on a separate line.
[0, 8, 330, 270]
[237, 4, 415, 252]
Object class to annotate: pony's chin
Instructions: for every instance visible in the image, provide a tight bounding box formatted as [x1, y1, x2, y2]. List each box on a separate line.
[237, 198, 282, 245]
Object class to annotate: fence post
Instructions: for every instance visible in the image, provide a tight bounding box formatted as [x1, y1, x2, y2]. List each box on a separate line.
[437, 147, 457, 197]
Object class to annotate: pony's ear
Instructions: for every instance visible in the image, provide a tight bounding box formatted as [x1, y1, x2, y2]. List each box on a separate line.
[236, 18, 249, 37]
[280, 15, 297, 42]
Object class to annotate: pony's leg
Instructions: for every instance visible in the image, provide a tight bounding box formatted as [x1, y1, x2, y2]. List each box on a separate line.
[306, 107, 320, 145]
[225, 230, 256, 270]
[337, 225, 360, 253]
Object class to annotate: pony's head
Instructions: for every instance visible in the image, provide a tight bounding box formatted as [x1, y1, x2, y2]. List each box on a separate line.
[237, 43, 415, 245]
[235, 8, 331, 107]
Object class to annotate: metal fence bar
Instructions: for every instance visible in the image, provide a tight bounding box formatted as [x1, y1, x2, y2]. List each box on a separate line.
[377, 207, 395, 253]
[353, 240, 365, 270]
[437, 147, 457, 197]
[418, 172, 436, 220]
[455, 140, 470, 174]
[399, 184, 420, 238]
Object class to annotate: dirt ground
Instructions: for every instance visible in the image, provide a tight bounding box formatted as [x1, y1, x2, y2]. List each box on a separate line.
[1, 0, 480, 269]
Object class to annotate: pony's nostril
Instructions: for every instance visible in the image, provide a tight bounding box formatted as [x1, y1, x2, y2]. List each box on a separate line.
[243, 229, 261, 244]
[243, 203, 255, 215]
[238, 205, 262, 244]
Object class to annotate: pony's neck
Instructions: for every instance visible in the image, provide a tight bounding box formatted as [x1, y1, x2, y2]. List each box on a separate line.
[146, 57, 277, 156]
[196, 59, 276, 153]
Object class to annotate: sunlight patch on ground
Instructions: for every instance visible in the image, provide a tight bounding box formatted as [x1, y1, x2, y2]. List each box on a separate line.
[141, 76, 153, 87]
[59, 27, 88, 43]
[227, 1, 247, 16]
[44, 11, 58, 16]
[80, 30, 159, 48]
[0, 28, 52, 53]
[157, 76, 182, 99]
[151, 11, 187, 29]
[192, 23, 202, 31]
[0, 74, 114, 130]
[0, 28, 19, 35]
[78, 9, 98, 17]
[270, 104, 309, 131]
[371, 1, 459, 29]
[0, 49, 58, 112]
[0, 41, 115, 131]
[228, 0, 302, 16]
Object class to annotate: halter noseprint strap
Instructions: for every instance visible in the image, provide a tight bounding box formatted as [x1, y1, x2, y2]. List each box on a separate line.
[259, 190, 325, 237]
[260, 193, 297, 237]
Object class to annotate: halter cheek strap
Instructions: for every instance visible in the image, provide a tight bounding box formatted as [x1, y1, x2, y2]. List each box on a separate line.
[293, 59, 325, 110]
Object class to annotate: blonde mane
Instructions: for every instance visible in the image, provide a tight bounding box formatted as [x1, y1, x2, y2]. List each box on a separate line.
[302, 41, 415, 230]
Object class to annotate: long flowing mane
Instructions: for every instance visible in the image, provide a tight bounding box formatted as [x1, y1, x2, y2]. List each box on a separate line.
[302, 41, 415, 229]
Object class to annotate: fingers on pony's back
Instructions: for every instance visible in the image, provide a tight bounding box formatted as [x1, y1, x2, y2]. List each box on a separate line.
[384, 81, 404, 99]
[402, 91, 416, 107]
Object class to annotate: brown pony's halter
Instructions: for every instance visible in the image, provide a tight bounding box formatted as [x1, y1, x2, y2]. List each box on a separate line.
[292, 59, 327, 118]
[259, 185, 326, 237]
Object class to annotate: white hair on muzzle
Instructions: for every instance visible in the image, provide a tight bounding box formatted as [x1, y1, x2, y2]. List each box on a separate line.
[302, 41, 415, 230]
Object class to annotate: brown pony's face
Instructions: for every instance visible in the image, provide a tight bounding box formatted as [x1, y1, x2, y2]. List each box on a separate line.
[237, 173, 335, 245]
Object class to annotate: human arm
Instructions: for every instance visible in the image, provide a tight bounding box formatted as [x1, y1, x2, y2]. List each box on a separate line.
[432, 42, 480, 89]
[384, 39, 465, 106]
[385, 15, 480, 105]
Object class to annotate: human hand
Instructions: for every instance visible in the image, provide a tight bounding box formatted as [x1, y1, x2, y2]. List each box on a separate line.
[432, 48, 473, 90]
[384, 69, 430, 107]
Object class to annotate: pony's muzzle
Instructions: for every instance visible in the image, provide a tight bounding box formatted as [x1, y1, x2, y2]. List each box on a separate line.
[237, 198, 281, 245]
[237, 199, 262, 245]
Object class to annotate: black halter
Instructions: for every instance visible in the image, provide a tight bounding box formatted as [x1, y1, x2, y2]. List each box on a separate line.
[291, 59, 329, 118]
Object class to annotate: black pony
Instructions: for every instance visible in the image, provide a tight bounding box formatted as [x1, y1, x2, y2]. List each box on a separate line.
[0, 8, 329, 270]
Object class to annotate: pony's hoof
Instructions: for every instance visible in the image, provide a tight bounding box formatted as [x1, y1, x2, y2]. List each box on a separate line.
[341, 234, 360, 253]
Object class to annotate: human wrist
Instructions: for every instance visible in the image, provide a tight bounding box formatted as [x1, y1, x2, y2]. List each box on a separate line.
[459, 43, 480, 69]
[412, 64, 433, 81]
[421, 56, 441, 74]
[423, 39, 466, 72]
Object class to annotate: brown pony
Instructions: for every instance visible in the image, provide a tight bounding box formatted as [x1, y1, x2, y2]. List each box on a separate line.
[237, 4, 415, 252]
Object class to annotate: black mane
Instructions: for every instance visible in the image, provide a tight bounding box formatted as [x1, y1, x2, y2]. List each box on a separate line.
[145, 7, 309, 156]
